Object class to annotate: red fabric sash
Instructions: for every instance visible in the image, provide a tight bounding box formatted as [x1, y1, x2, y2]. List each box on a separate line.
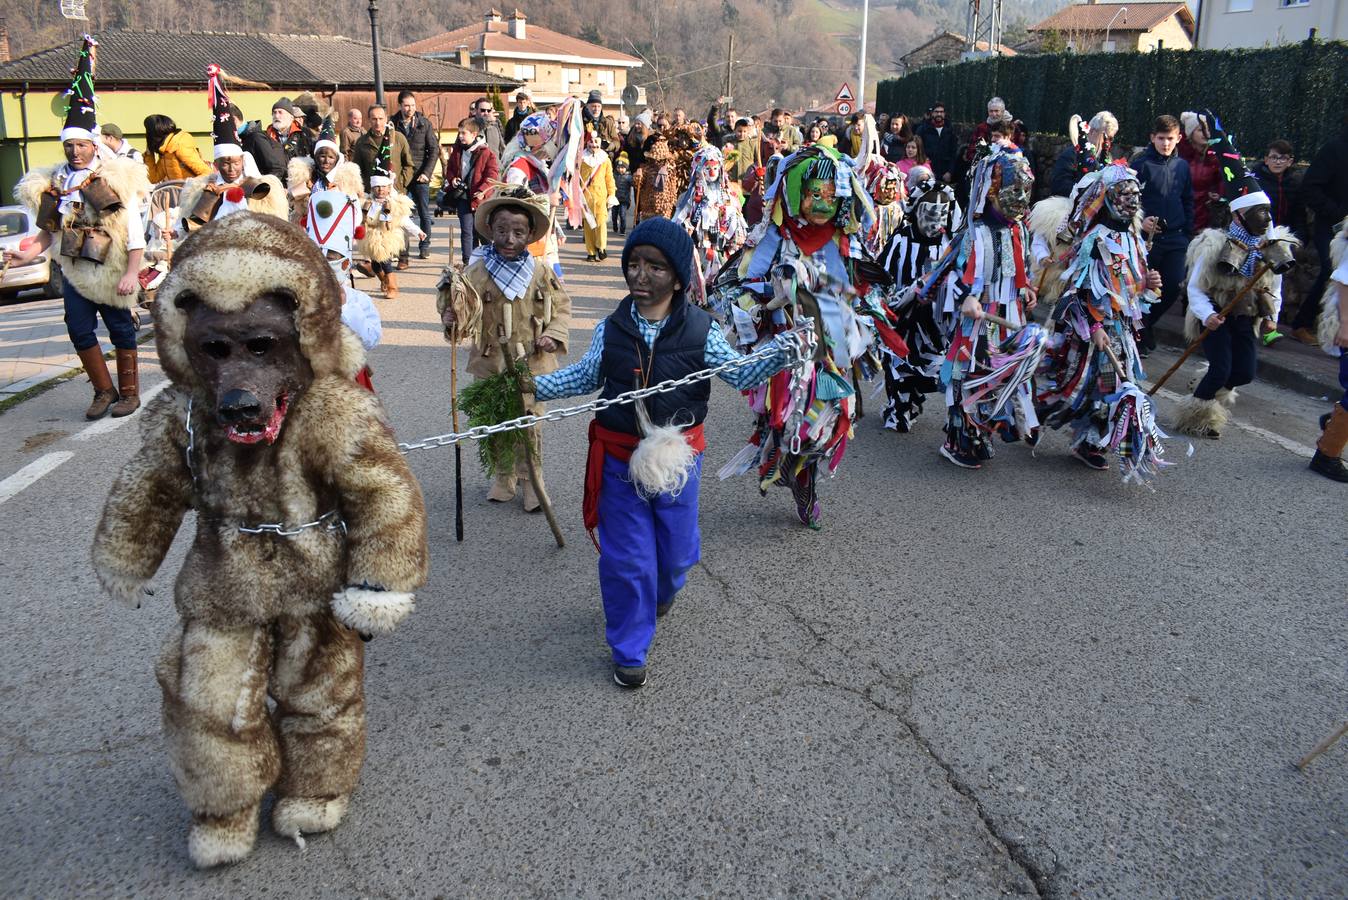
[782, 218, 836, 256]
[583, 420, 706, 550]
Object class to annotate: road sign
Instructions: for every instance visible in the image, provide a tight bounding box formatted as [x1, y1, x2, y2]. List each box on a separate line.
[836, 101, 852, 116]
[834, 83, 854, 103]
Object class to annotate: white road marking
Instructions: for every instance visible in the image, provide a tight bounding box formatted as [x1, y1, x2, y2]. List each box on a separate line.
[0, 451, 74, 505]
[69, 380, 171, 442]
[1154, 387, 1317, 458]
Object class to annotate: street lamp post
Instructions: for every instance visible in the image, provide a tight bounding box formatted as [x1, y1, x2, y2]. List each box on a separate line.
[856, 0, 870, 115]
[368, 0, 385, 106]
[1104, 6, 1128, 52]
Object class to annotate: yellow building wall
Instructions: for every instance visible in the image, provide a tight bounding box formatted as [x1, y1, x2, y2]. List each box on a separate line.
[1137, 18, 1194, 51]
[0, 88, 287, 201]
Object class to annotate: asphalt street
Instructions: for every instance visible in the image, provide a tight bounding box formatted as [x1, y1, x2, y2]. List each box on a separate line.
[0, 226, 1344, 898]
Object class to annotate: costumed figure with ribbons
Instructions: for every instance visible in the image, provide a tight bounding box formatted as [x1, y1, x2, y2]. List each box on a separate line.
[527, 218, 808, 689]
[1034, 161, 1169, 478]
[918, 144, 1042, 469]
[671, 145, 747, 307]
[437, 186, 572, 512]
[1309, 215, 1348, 482]
[10, 35, 151, 420]
[92, 212, 427, 868]
[355, 129, 423, 300]
[498, 100, 584, 275]
[286, 115, 364, 224]
[877, 164, 960, 432]
[632, 132, 680, 224]
[178, 64, 287, 234]
[304, 188, 383, 390]
[709, 144, 904, 528]
[1172, 112, 1300, 438]
[864, 162, 906, 257]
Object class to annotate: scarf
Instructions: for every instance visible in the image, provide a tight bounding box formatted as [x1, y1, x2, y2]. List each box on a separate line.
[1227, 220, 1264, 276]
[482, 244, 535, 301]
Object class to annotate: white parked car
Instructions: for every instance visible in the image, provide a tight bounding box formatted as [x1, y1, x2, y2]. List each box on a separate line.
[0, 205, 63, 300]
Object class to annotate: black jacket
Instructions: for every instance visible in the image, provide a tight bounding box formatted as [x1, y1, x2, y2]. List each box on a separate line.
[596, 297, 712, 435]
[390, 111, 440, 180]
[1049, 145, 1079, 197]
[1251, 162, 1304, 235]
[914, 121, 957, 182]
[503, 107, 532, 143]
[1132, 145, 1194, 239]
[1301, 125, 1348, 232]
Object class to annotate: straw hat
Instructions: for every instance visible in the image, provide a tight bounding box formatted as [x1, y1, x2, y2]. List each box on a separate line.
[473, 184, 551, 243]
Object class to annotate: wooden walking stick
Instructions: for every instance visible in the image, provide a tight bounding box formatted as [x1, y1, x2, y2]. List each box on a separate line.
[851, 361, 865, 419]
[1146, 262, 1271, 396]
[499, 339, 565, 549]
[1297, 721, 1348, 771]
[450, 325, 464, 543]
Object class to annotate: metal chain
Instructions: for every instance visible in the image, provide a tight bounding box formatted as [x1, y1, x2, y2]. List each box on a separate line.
[397, 325, 815, 455]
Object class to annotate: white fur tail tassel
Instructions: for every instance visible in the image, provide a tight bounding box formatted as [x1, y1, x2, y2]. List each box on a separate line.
[628, 400, 696, 498]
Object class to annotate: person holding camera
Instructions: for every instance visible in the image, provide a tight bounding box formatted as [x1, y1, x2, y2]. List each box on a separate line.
[443, 117, 501, 267]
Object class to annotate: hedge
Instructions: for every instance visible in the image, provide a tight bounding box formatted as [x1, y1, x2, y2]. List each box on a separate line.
[876, 40, 1348, 158]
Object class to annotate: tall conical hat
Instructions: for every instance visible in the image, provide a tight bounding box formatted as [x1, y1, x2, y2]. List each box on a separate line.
[60, 35, 98, 143]
[314, 116, 340, 159]
[206, 64, 243, 159]
[369, 126, 394, 188]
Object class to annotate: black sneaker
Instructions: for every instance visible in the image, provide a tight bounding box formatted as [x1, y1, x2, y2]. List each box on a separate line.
[939, 443, 982, 469]
[1309, 451, 1348, 483]
[1071, 446, 1109, 470]
[598, 249, 608, 261]
[613, 664, 647, 688]
[656, 600, 673, 618]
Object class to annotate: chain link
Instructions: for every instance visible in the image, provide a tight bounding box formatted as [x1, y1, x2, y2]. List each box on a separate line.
[397, 325, 815, 454]
[236, 508, 348, 537]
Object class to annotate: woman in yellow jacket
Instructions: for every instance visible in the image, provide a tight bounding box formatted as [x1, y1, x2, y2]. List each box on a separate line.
[142, 114, 212, 184]
[579, 129, 616, 261]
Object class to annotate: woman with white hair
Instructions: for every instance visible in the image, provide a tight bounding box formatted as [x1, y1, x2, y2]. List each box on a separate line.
[1049, 110, 1120, 196]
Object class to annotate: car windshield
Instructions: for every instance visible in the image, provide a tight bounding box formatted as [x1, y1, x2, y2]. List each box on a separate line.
[0, 210, 30, 238]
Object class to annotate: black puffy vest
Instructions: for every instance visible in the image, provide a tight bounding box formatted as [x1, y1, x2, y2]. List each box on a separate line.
[595, 296, 712, 436]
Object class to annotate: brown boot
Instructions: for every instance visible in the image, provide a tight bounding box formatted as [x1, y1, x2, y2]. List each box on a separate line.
[76, 346, 118, 420]
[110, 348, 140, 417]
[1310, 404, 1348, 483]
[384, 271, 399, 299]
[376, 270, 389, 296]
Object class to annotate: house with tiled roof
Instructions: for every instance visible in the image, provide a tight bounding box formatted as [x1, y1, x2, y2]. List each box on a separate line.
[898, 31, 1017, 73]
[1027, 1, 1194, 53]
[400, 10, 644, 113]
[0, 29, 518, 197]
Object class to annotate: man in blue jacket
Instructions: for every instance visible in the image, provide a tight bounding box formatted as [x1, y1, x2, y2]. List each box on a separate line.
[1133, 114, 1194, 353]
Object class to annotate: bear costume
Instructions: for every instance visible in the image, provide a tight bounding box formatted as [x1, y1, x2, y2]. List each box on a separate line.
[91, 212, 429, 868]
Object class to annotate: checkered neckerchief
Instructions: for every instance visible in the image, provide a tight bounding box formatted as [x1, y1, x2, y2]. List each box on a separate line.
[482, 245, 535, 301]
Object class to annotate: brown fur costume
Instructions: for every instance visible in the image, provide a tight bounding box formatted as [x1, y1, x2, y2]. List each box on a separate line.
[90, 212, 428, 868]
[356, 191, 414, 264]
[1181, 225, 1299, 340]
[15, 157, 151, 309]
[178, 173, 288, 229]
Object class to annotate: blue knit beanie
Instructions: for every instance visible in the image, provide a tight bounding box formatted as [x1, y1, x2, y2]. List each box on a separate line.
[622, 217, 694, 297]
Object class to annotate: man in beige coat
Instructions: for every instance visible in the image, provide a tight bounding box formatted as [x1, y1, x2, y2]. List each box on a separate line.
[439, 186, 571, 511]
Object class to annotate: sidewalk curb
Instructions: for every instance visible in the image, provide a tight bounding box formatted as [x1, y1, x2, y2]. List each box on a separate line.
[1150, 318, 1341, 401]
[0, 326, 157, 415]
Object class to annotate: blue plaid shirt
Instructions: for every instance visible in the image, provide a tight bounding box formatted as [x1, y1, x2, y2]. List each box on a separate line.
[535, 302, 788, 401]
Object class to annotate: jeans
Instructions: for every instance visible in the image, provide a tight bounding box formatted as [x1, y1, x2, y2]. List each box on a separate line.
[1143, 234, 1191, 337]
[1294, 220, 1334, 329]
[455, 201, 477, 267]
[64, 280, 137, 352]
[596, 454, 702, 667]
[610, 203, 628, 234]
[408, 181, 433, 253]
[1195, 315, 1258, 399]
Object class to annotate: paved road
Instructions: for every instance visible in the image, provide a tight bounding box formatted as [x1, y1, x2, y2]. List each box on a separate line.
[0, 227, 1344, 898]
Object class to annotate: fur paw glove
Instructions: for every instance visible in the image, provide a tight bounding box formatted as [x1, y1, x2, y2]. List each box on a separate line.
[331, 584, 415, 637]
[96, 568, 150, 610]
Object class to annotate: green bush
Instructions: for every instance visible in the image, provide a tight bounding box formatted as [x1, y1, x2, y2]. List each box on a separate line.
[878, 40, 1348, 157]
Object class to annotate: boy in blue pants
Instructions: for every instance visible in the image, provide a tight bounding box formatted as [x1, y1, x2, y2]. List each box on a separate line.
[534, 217, 800, 688]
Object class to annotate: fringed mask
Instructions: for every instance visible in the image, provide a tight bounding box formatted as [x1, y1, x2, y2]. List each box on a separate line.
[985, 152, 1033, 223]
[913, 192, 952, 240]
[1106, 179, 1141, 221]
[802, 177, 839, 225]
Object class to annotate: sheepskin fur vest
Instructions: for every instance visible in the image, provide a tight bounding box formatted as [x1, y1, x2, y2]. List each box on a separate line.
[16, 157, 150, 309]
[356, 192, 413, 263]
[178, 173, 288, 231]
[596, 296, 712, 436]
[1319, 219, 1347, 354]
[1183, 227, 1283, 339]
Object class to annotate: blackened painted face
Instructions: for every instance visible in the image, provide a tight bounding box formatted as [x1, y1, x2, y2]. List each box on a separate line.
[489, 208, 533, 260]
[1237, 204, 1272, 235]
[180, 291, 312, 445]
[625, 244, 682, 312]
[315, 147, 339, 174]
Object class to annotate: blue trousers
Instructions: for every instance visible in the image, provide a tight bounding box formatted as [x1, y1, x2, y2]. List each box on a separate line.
[455, 200, 477, 268]
[1143, 234, 1190, 332]
[1338, 351, 1348, 412]
[597, 454, 702, 667]
[408, 181, 433, 253]
[1196, 315, 1257, 399]
[64, 279, 137, 352]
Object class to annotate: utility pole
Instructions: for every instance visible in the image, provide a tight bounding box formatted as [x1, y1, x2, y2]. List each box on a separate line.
[368, 0, 385, 106]
[856, 0, 869, 113]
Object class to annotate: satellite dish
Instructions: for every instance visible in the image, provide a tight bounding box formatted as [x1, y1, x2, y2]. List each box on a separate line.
[621, 84, 639, 114]
[60, 0, 89, 20]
